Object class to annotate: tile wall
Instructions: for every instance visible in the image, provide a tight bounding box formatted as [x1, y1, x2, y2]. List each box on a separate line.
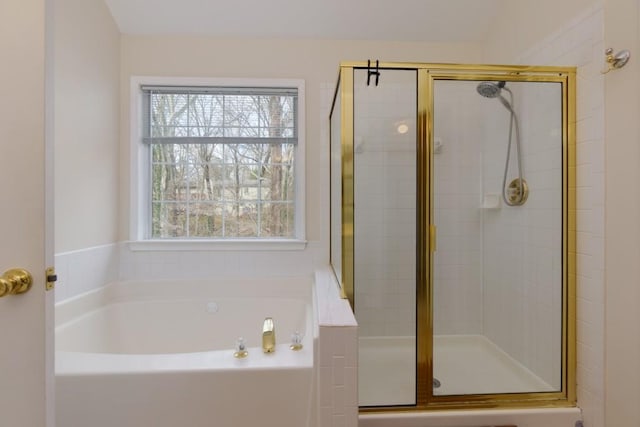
[353, 69, 417, 338]
[54, 243, 119, 303]
[55, 241, 323, 302]
[119, 242, 324, 281]
[509, 4, 606, 425]
[431, 4, 604, 408]
[315, 268, 359, 427]
[432, 81, 484, 335]
[481, 81, 564, 387]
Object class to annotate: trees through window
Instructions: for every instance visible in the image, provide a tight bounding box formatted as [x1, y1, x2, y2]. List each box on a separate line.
[142, 86, 298, 239]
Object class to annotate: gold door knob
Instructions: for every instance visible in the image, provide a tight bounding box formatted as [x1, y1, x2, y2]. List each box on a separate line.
[0, 268, 33, 297]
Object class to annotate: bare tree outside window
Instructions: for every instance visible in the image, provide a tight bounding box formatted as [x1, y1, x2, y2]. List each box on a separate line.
[145, 87, 296, 239]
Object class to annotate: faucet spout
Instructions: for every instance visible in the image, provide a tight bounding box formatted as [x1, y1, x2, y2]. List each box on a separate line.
[262, 317, 276, 353]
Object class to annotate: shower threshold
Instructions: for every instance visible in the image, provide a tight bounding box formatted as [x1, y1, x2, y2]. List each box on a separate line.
[359, 335, 554, 406]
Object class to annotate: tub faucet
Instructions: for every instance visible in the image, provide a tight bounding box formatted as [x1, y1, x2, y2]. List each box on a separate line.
[262, 317, 276, 353]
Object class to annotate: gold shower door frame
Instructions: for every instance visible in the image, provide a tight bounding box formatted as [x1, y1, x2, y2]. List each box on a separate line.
[329, 62, 577, 410]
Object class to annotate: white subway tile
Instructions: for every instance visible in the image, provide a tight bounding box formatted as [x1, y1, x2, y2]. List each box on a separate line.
[319, 366, 333, 407]
[319, 407, 332, 427]
[332, 414, 346, 427]
[332, 386, 345, 415]
[332, 356, 345, 386]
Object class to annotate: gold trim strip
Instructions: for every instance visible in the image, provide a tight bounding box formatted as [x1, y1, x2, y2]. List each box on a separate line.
[416, 68, 432, 406]
[339, 61, 573, 75]
[329, 68, 341, 296]
[566, 66, 577, 406]
[341, 67, 355, 307]
[430, 225, 437, 253]
[423, 69, 576, 410]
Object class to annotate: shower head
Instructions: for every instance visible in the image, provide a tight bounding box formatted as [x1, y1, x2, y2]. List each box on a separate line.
[477, 81, 515, 114]
[476, 81, 506, 98]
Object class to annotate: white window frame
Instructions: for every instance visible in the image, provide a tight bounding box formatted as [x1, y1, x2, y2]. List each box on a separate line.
[129, 76, 306, 251]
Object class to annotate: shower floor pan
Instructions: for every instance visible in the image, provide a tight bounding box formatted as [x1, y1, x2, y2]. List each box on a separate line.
[359, 335, 554, 406]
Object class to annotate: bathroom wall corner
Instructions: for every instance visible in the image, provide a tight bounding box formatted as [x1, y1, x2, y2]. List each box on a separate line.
[54, 243, 120, 303]
[484, 2, 605, 426]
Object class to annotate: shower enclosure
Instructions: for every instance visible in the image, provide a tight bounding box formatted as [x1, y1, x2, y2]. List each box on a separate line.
[329, 62, 576, 410]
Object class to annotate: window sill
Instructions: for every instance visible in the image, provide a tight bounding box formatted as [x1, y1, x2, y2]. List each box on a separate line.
[128, 239, 308, 252]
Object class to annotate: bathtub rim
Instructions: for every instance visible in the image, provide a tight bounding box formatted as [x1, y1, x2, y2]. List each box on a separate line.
[55, 276, 314, 327]
[55, 275, 317, 377]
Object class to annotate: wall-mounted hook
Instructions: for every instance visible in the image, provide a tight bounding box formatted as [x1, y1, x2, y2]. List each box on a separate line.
[602, 48, 631, 74]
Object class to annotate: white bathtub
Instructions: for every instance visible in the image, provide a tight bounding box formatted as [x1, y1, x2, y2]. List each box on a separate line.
[55, 277, 316, 427]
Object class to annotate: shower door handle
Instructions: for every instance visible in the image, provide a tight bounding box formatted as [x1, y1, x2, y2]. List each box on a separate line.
[0, 268, 33, 297]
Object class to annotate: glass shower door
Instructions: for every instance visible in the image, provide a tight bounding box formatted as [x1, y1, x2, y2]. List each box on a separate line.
[431, 78, 564, 396]
[353, 69, 417, 406]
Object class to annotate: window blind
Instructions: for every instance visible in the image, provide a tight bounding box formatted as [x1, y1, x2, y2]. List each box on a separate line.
[141, 85, 298, 145]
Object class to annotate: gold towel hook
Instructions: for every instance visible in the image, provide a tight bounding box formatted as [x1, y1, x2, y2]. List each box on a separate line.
[602, 48, 631, 74]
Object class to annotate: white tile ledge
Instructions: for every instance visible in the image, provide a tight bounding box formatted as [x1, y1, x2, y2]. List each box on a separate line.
[128, 239, 307, 252]
[314, 267, 357, 327]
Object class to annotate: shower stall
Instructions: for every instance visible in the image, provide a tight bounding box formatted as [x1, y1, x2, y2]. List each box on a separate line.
[329, 62, 576, 410]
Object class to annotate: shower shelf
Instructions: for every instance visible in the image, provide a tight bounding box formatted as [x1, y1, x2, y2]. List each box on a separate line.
[481, 194, 501, 209]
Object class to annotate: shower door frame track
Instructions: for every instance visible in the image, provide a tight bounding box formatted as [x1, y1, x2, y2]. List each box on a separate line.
[329, 61, 577, 411]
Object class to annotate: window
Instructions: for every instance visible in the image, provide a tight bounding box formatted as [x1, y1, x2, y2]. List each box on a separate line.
[131, 78, 305, 248]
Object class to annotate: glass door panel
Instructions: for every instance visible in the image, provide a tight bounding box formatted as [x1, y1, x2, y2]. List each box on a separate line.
[354, 69, 418, 406]
[432, 78, 563, 396]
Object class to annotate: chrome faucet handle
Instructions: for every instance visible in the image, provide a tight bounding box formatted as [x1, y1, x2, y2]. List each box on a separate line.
[234, 337, 248, 358]
[290, 331, 303, 351]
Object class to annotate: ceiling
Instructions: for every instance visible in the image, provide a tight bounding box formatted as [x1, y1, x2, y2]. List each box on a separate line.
[104, 0, 506, 42]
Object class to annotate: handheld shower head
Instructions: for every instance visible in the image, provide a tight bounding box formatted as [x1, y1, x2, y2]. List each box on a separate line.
[476, 81, 506, 98]
[477, 81, 515, 114]
[476, 80, 527, 206]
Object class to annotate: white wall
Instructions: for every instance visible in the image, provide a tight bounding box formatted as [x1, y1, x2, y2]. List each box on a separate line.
[485, 1, 605, 425]
[54, 0, 120, 252]
[53, 0, 120, 301]
[484, 0, 601, 64]
[603, 0, 640, 426]
[119, 37, 483, 280]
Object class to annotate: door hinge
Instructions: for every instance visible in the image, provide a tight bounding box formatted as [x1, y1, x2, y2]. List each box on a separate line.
[45, 267, 57, 291]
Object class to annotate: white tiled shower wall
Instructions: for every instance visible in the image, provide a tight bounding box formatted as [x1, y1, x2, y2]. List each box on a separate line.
[481, 81, 563, 387]
[504, 4, 605, 426]
[353, 69, 417, 338]
[429, 3, 604, 422]
[432, 82, 484, 335]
